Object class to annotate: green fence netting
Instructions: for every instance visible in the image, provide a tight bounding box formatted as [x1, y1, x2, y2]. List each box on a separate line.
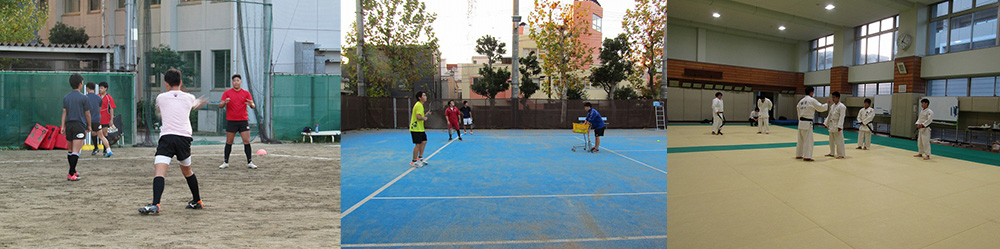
[0, 72, 135, 148]
[271, 74, 341, 141]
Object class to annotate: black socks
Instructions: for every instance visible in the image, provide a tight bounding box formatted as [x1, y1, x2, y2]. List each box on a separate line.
[67, 153, 78, 175]
[244, 144, 252, 163]
[224, 144, 232, 163]
[185, 174, 200, 201]
[152, 176, 165, 205]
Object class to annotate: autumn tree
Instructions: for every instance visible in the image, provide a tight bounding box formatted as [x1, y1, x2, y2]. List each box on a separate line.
[344, 0, 440, 97]
[470, 35, 510, 106]
[0, 0, 48, 43]
[623, 0, 666, 98]
[518, 51, 541, 99]
[528, 0, 594, 122]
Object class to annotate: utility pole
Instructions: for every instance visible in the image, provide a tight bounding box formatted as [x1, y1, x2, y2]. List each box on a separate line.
[511, 0, 520, 99]
[356, 0, 366, 96]
[660, 9, 668, 99]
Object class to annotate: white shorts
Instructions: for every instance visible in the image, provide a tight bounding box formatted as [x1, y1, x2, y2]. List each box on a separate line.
[463, 118, 472, 125]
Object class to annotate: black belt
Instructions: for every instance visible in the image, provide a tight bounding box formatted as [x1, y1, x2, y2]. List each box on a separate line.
[799, 117, 813, 121]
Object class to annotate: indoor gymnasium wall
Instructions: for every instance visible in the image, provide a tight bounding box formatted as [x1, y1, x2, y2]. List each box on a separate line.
[704, 31, 798, 72]
[666, 86, 755, 122]
[921, 46, 1000, 79]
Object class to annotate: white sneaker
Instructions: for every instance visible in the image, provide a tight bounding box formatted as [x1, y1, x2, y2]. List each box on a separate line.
[219, 163, 229, 169]
[420, 158, 428, 165]
[247, 162, 257, 169]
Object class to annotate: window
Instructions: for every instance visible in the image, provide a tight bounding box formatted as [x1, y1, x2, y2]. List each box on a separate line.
[947, 78, 969, 95]
[926, 77, 1000, 96]
[592, 14, 602, 33]
[118, 0, 126, 8]
[88, 0, 99, 11]
[809, 34, 834, 71]
[856, 16, 898, 65]
[180, 51, 201, 88]
[928, 0, 999, 55]
[813, 85, 831, 97]
[213, 50, 231, 89]
[970, 77, 996, 96]
[64, 0, 79, 14]
[854, 82, 894, 97]
[150, 0, 160, 5]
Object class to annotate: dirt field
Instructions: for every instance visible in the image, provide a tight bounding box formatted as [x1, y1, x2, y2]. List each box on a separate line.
[0, 143, 340, 248]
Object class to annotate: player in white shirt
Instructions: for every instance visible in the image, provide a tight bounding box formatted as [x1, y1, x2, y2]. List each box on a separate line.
[795, 86, 829, 162]
[856, 98, 875, 150]
[914, 99, 933, 160]
[756, 96, 772, 134]
[139, 69, 209, 215]
[711, 92, 725, 135]
[823, 92, 847, 159]
[749, 108, 760, 127]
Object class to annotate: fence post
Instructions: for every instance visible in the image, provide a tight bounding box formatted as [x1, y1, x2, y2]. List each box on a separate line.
[393, 97, 397, 128]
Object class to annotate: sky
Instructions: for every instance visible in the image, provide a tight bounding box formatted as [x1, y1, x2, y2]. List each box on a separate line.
[340, 0, 637, 64]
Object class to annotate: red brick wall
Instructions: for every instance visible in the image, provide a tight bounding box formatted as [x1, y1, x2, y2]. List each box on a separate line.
[830, 66, 851, 96]
[667, 59, 804, 92]
[893, 56, 924, 93]
[573, 0, 602, 66]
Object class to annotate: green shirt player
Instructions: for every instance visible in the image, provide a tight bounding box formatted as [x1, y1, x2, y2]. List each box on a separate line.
[410, 91, 431, 167]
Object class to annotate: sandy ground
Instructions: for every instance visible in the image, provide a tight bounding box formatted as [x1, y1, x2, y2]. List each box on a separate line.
[0, 143, 340, 248]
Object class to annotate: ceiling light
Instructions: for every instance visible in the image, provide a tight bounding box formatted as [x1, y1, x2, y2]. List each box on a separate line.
[778, 26, 786, 31]
[825, 4, 835, 10]
[712, 12, 721, 18]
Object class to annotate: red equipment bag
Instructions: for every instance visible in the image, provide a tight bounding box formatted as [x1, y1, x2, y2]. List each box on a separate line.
[39, 125, 59, 150]
[24, 123, 48, 150]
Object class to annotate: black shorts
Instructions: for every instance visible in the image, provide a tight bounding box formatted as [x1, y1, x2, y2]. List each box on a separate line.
[411, 132, 427, 144]
[91, 122, 102, 132]
[65, 121, 87, 141]
[594, 127, 605, 137]
[226, 120, 250, 133]
[155, 135, 194, 161]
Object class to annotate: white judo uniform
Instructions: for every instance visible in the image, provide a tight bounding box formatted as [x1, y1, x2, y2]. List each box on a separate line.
[857, 107, 875, 149]
[757, 98, 772, 134]
[916, 107, 934, 157]
[795, 95, 828, 159]
[825, 102, 847, 158]
[712, 98, 724, 134]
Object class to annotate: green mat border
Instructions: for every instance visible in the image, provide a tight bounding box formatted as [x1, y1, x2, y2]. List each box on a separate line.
[668, 123, 1000, 167]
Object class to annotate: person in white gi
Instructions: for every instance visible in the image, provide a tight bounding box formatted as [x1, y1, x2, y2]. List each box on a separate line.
[824, 92, 847, 159]
[795, 86, 829, 161]
[711, 92, 725, 135]
[757, 96, 772, 134]
[914, 99, 933, 160]
[856, 98, 875, 150]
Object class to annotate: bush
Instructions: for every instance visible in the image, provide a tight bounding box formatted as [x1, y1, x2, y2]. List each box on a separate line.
[48, 22, 89, 45]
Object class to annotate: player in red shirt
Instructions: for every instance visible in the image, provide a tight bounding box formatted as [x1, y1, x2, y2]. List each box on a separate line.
[96, 82, 115, 157]
[217, 74, 258, 169]
[445, 100, 462, 141]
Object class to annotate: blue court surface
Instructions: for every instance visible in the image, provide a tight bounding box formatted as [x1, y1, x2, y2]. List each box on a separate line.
[341, 129, 667, 248]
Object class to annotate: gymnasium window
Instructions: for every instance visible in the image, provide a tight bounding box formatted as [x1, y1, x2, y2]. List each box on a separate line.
[927, 76, 1000, 96]
[854, 82, 894, 97]
[180, 50, 201, 88]
[213, 50, 231, 89]
[813, 85, 830, 97]
[928, 0, 999, 55]
[855, 16, 898, 65]
[809, 34, 834, 71]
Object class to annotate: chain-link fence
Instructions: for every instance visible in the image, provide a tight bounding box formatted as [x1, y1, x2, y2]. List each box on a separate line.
[0, 72, 135, 147]
[343, 96, 663, 130]
[271, 74, 341, 141]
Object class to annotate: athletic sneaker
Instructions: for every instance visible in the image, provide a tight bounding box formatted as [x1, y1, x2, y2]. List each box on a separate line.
[247, 162, 257, 169]
[419, 158, 428, 165]
[138, 204, 160, 215]
[67, 174, 79, 181]
[219, 163, 229, 169]
[186, 200, 203, 209]
[410, 160, 422, 167]
[104, 151, 114, 158]
[91, 150, 98, 156]
[73, 172, 81, 180]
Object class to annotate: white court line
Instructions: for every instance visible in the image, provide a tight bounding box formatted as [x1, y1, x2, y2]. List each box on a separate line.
[574, 137, 667, 175]
[372, 191, 667, 200]
[340, 139, 457, 218]
[341, 234, 668, 247]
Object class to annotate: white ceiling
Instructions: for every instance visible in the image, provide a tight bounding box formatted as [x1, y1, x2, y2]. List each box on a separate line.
[669, 0, 935, 41]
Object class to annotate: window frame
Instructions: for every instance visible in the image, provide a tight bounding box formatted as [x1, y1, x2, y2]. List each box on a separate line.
[64, 0, 79, 14]
[855, 16, 899, 65]
[179, 50, 202, 90]
[927, 76, 1000, 96]
[928, 0, 1000, 55]
[809, 34, 835, 71]
[212, 49, 232, 89]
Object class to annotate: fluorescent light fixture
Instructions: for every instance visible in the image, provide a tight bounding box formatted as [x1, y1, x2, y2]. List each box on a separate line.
[825, 4, 835, 10]
[712, 12, 721, 18]
[778, 26, 786, 31]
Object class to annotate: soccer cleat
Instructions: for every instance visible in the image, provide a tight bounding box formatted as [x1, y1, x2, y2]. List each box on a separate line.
[104, 151, 114, 157]
[138, 204, 160, 215]
[247, 162, 257, 169]
[219, 163, 229, 169]
[67, 174, 79, 181]
[186, 200, 203, 209]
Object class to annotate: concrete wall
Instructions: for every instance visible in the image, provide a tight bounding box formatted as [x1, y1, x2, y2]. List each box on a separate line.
[666, 87, 755, 122]
[667, 23, 798, 72]
[921, 46, 1000, 79]
[804, 70, 830, 86]
[848, 61, 894, 83]
[271, 0, 341, 74]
